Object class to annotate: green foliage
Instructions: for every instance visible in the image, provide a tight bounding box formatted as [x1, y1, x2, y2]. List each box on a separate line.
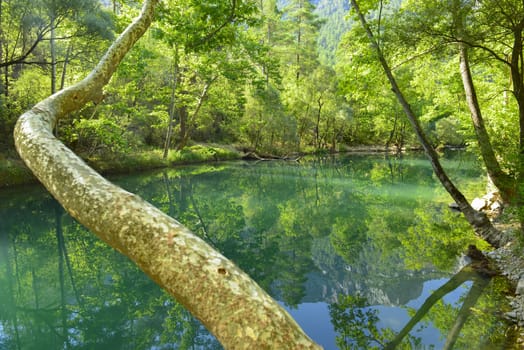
[85, 145, 241, 175]
[1, 68, 51, 151]
[10, 68, 51, 111]
[0, 159, 36, 186]
[73, 118, 130, 156]
[167, 144, 241, 164]
[0, 0, 378, 164]
[240, 84, 296, 153]
[400, 205, 491, 271]
[315, 0, 352, 66]
[329, 294, 384, 349]
[1, 0, 520, 195]
[89, 150, 167, 174]
[335, 0, 522, 181]
[336, 24, 412, 146]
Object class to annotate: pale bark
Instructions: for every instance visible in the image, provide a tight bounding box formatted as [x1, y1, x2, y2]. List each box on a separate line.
[14, 1, 320, 348]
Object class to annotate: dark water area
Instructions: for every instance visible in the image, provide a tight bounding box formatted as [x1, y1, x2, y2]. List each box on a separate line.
[0, 152, 514, 349]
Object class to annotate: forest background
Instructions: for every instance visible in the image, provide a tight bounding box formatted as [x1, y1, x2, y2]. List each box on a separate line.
[0, 0, 519, 186]
[4, 0, 524, 347]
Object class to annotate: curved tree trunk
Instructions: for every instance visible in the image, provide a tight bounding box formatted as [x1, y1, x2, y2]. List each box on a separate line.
[350, 0, 503, 247]
[13, 1, 320, 349]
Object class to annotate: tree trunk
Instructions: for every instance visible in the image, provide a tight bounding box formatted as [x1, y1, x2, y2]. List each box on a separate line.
[163, 48, 179, 160]
[3, 39, 8, 97]
[512, 23, 524, 168]
[456, 20, 514, 201]
[385, 113, 398, 151]
[60, 42, 73, 90]
[509, 21, 524, 222]
[0, 224, 22, 348]
[112, 0, 120, 14]
[50, 16, 57, 95]
[176, 105, 188, 150]
[350, 0, 503, 247]
[176, 77, 215, 151]
[14, 1, 320, 348]
[315, 95, 323, 151]
[443, 276, 489, 350]
[495, 20, 524, 229]
[55, 204, 69, 345]
[162, 171, 175, 217]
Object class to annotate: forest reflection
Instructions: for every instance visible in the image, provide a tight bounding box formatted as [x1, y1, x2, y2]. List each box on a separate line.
[0, 153, 513, 349]
[330, 267, 511, 349]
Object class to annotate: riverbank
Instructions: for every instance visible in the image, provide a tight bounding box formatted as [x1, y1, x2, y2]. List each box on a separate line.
[463, 193, 524, 345]
[0, 144, 243, 189]
[2, 144, 418, 189]
[487, 225, 524, 346]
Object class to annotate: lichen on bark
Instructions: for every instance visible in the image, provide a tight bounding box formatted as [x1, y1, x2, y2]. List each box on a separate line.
[13, 1, 321, 348]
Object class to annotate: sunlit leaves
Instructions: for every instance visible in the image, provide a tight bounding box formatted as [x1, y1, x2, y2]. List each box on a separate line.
[157, 0, 258, 51]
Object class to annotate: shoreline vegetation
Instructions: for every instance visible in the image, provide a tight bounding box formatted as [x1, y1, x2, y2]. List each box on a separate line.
[0, 144, 428, 189]
[0, 144, 241, 189]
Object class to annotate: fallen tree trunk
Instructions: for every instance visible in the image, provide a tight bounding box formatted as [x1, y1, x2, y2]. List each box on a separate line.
[13, 1, 320, 348]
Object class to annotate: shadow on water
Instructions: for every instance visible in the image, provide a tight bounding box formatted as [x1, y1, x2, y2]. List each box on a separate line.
[0, 152, 516, 349]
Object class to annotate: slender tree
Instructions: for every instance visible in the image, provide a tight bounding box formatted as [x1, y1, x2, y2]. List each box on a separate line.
[391, 0, 524, 207]
[349, 0, 503, 246]
[163, 46, 179, 160]
[451, 0, 515, 201]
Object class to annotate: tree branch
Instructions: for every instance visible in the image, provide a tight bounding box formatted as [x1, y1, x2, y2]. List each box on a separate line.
[190, 0, 238, 49]
[0, 31, 47, 68]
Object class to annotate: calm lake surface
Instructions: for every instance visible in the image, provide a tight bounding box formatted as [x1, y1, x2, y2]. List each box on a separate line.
[0, 152, 514, 349]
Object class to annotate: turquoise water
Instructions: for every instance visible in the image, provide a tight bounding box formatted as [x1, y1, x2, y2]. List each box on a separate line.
[0, 153, 513, 349]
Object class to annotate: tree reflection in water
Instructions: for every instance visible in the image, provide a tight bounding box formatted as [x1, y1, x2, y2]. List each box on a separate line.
[0, 154, 516, 349]
[330, 266, 513, 349]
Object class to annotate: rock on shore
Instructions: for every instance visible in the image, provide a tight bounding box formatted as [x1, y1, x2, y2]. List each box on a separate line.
[488, 239, 524, 345]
